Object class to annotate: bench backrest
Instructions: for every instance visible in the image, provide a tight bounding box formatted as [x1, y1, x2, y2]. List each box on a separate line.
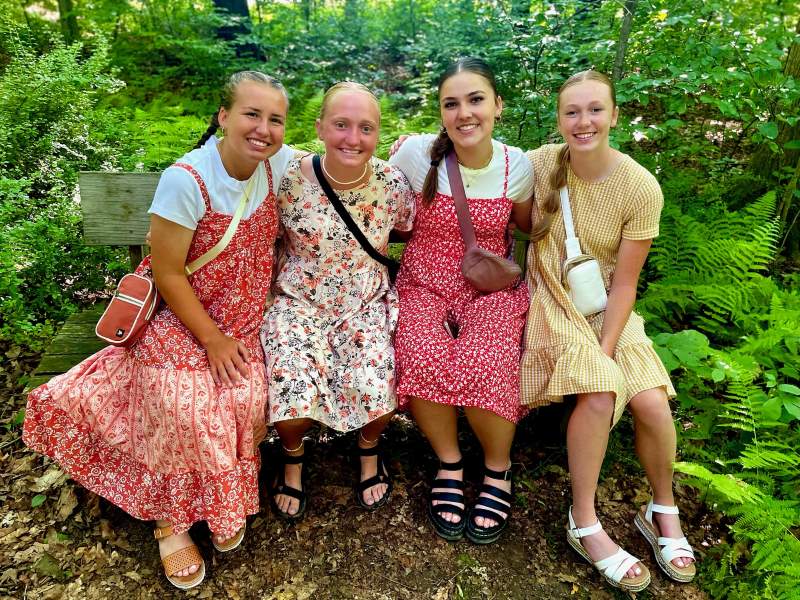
[79, 172, 161, 266]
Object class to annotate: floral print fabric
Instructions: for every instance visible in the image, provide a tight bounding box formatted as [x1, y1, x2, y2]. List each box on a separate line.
[261, 157, 414, 432]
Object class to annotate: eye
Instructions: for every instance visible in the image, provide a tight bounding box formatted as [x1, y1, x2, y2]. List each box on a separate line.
[246, 111, 259, 118]
[443, 101, 457, 109]
[335, 121, 347, 129]
[470, 96, 485, 104]
[591, 107, 604, 113]
[564, 110, 576, 117]
[271, 116, 285, 125]
[361, 125, 374, 134]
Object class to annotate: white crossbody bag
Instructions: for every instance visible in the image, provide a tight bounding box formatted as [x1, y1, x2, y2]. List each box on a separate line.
[560, 186, 608, 316]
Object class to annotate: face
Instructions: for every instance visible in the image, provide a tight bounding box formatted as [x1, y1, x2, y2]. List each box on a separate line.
[557, 79, 619, 153]
[315, 91, 380, 170]
[218, 80, 288, 164]
[439, 71, 502, 155]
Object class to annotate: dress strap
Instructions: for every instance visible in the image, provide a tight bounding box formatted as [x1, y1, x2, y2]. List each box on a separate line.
[173, 162, 212, 211]
[264, 159, 274, 196]
[501, 144, 510, 199]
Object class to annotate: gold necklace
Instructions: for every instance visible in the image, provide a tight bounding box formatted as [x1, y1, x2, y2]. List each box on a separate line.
[322, 155, 369, 186]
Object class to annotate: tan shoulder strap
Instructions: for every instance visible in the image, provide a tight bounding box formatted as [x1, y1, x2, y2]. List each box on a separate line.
[184, 166, 258, 276]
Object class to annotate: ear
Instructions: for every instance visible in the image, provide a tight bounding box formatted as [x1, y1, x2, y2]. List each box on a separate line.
[218, 108, 228, 130]
[495, 95, 504, 119]
[315, 118, 323, 140]
[610, 106, 619, 128]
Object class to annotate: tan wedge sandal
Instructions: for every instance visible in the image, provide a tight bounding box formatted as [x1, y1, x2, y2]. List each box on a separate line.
[154, 525, 206, 590]
[634, 500, 696, 582]
[567, 507, 651, 592]
[212, 523, 246, 553]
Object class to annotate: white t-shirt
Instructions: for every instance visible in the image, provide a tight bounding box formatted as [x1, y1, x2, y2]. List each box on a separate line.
[148, 137, 294, 230]
[388, 133, 533, 203]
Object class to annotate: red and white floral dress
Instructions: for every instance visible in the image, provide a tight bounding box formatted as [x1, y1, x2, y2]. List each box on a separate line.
[390, 136, 533, 423]
[23, 161, 278, 540]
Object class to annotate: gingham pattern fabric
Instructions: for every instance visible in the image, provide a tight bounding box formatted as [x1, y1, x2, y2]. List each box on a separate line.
[520, 144, 675, 426]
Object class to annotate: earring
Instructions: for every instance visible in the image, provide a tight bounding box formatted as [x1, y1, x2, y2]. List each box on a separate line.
[220, 125, 225, 136]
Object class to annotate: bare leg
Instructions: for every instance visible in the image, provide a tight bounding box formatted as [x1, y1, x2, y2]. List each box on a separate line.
[629, 387, 693, 568]
[155, 519, 200, 577]
[409, 396, 463, 523]
[357, 411, 394, 506]
[273, 417, 313, 515]
[568, 392, 642, 580]
[463, 406, 515, 528]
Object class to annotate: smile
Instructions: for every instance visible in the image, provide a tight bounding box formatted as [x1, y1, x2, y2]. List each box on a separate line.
[247, 137, 271, 148]
[457, 124, 479, 132]
[338, 148, 362, 154]
[575, 132, 596, 140]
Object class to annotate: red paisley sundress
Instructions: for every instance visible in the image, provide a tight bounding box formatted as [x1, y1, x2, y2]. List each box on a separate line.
[394, 145, 530, 423]
[23, 161, 278, 539]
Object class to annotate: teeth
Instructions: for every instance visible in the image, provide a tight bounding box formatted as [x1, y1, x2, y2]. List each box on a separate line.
[575, 133, 595, 139]
[458, 124, 478, 131]
[340, 149, 361, 154]
[248, 138, 269, 147]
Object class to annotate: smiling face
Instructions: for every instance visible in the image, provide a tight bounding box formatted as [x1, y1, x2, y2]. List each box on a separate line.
[218, 80, 288, 168]
[315, 89, 380, 172]
[439, 70, 502, 162]
[557, 79, 619, 154]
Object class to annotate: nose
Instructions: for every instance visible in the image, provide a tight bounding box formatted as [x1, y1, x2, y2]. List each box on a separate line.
[456, 101, 471, 121]
[578, 110, 591, 127]
[256, 117, 269, 136]
[344, 126, 359, 146]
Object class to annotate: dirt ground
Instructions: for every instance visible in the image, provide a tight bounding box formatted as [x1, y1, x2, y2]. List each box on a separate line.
[0, 344, 718, 600]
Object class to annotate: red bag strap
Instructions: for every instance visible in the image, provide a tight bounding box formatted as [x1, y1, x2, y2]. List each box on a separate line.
[445, 151, 477, 251]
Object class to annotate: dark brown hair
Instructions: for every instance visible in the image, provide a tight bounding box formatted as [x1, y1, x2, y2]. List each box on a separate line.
[421, 57, 500, 206]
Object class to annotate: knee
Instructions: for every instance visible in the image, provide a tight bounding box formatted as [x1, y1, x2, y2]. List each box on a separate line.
[575, 392, 615, 420]
[629, 388, 672, 429]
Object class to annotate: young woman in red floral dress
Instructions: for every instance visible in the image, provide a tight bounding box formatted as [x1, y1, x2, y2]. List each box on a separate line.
[23, 71, 294, 590]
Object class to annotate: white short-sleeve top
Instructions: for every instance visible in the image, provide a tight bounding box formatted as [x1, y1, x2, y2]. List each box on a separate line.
[148, 136, 294, 230]
[389, 133, 533, 203]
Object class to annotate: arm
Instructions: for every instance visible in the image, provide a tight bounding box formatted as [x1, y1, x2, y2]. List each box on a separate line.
[511, 196, 533, 233]
[149, 214, 250, 387]
[599, 237, 652, 357]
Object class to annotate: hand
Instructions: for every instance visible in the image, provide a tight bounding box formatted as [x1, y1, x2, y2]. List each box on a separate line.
[600, 341, 615, 359]
[145, 229, 153, 245]
[204, 332, 251, 387]
[389, 134, 411, 157]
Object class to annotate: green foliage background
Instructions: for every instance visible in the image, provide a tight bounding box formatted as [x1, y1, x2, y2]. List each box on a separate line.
[1, 0, 799, 598]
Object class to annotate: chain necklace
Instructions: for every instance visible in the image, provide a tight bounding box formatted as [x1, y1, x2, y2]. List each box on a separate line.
[321, 155, 369, 186]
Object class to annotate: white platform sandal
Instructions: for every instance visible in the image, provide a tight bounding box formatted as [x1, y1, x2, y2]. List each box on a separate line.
[567, 507, 651, 592]
[634, 500, 696, 582]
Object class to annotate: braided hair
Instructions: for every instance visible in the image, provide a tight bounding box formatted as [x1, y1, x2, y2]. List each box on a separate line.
[194, 70, 288, 149]
[531, 70, 616, 241]
[421, 57, 500, 206]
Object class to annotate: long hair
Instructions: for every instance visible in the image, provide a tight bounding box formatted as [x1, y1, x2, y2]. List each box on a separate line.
[530, 70, 616, 241]
[421, 57, 500, 206]
[194, 70, 288, 149]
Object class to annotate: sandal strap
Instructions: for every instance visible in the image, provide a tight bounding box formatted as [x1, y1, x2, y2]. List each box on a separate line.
[471, 507, 507, 524]
[439, 458, 464, 470]
[484, 466, 512, 481]
[431, 502, 465, 517]
[568, 506, 603, 539]
[594, 547, 642, 584]
[273, 483, 304, 501]
[431, 490, 465, 504]
[658, 536, 696, 562]
[283, 453, 305, 465]
[473, 496, 510, 513]
[162, 545, 203, 578]
[432, 477, 465, 490]
[358, 472, 388, 491]
[154, 525, 174, 540]
[358, 444, 380, 456]
[645, 500, 679, 523]
[478, 484, 512, 503]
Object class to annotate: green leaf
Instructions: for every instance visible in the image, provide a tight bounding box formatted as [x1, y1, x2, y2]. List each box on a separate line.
[784, 140, 800, 150]
[761, 396, 783, 421]
[31, 494, 47, 508]
[712, 368, 726, 382]
[758, 122, 779, 140]
[778, 384, 800, 396]
[664, 119, 684, 128]
[783, 399, 800, 419]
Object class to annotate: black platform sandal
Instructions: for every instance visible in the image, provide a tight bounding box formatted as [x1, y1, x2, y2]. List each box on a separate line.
[427, 458, 466, 542]
[355, 439, 393, 511]
[271, 443, 307, 521]
[465, 465, 512, 545]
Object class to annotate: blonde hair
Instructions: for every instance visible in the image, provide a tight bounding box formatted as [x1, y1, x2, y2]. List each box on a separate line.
[531, 70, 616, 241]
[319, 81, 381, 123]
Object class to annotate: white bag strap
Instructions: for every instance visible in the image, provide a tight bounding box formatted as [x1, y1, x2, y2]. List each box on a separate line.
[184, 165, 259, 276]
[559, 186, 583, 260]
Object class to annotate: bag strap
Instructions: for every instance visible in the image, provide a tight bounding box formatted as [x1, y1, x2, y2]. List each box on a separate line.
[445, 150, 478, 250]
[559, 186, 583, 260]
[184, 164, 258, 276]
[311, 154, 394, 270]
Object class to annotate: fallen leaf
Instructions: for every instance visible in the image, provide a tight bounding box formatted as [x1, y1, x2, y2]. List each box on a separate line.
[33, 552, 66, 581]
[31, 466, 67, 493]
[56, 487, 78, 521]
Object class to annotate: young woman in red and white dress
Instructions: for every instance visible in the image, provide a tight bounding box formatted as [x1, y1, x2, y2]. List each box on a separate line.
[23, 71, 294, 590]
[389, 58, 533, 545]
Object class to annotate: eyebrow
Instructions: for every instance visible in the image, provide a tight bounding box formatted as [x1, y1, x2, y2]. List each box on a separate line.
[441, 90, 486, 102]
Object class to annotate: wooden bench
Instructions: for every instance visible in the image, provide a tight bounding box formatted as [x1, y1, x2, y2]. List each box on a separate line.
[27, 172, 159, 391]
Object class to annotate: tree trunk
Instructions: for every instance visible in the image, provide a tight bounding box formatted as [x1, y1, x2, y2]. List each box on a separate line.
[750, 17, 800, 181]
[211, 0, 259, 57]
[612, 0, 638, 81]
[57, 0, 80, 45]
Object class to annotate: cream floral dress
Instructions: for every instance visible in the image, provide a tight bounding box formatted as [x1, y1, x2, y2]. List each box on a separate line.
[260, 157, 414, 432]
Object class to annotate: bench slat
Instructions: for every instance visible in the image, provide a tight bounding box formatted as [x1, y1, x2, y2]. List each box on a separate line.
[79, 172, 161, 246]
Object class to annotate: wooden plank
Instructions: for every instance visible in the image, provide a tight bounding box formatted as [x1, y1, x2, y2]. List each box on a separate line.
[79, 172, 160, 246]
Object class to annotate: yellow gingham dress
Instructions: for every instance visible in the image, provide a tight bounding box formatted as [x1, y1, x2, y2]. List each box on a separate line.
[520, 144, 676, 426]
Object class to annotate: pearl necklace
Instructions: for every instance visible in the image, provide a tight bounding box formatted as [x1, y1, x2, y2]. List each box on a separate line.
[322, 155, 369, 186]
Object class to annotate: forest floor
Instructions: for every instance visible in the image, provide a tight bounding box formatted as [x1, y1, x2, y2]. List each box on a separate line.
[0, 343, 720, 600]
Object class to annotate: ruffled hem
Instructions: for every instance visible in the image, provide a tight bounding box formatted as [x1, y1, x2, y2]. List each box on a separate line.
[268, 401, 397, 433]
[397, 385, 526, 424]
[23, 400, 259, 539]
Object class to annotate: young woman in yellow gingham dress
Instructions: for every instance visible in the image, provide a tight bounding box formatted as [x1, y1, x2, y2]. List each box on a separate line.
[520, 71, 696, 592]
